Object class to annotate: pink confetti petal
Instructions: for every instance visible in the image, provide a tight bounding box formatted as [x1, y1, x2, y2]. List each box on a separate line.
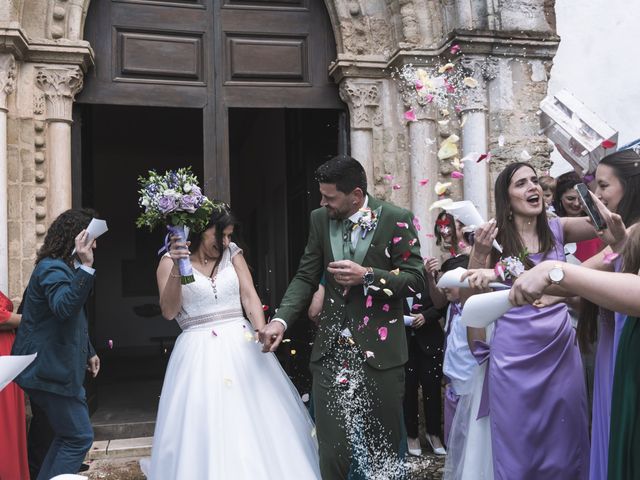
[402, 251, 411, 262]
[412, 217, 422, 231]
[415, 80, 424, 90]
[419, 179, 429, 186]
[404, 109, 417, 122]
[382, 304, 390, 312]
[409, 238, 418, 246]
[450, 44, 461, 54]
[384, 174, 394, 182]
[477, 153, 490, 162]
[262, 304, 269, 311]
[601, 139, 616, 149]
[412, 304, 423, 311]
[454, 105, 462, 113]
[392, 184, 402, 190]
[366, 295, 373, 308]
[396, 222, 409, 228]
[451, 171, 464, 179]
[425, 93, 434, 103]
[392, 236, 402, 244]
[603, 252, 619, 264]
[108, 340, 113, 349]
[363, 315, 370, 326]
[378, 327, 388, 341]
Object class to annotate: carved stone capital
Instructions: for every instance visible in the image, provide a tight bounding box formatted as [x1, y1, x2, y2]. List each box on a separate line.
[35, 66, 84, 123]
[339, 80, 381, 130]
[0, 54, 17, 112]
[459, 57, 492, 112]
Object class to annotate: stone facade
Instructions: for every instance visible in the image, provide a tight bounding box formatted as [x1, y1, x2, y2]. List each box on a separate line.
[0, 0, 559, 300]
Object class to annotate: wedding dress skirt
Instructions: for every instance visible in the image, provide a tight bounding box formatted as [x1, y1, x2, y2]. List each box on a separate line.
[141, 244, 320, 479]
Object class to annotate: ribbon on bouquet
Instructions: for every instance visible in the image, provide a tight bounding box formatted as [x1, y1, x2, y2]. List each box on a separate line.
[471, 339, 491, 420]
[158, 225, 195, 284]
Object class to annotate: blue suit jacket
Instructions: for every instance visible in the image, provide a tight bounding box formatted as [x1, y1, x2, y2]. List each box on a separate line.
[12, 258, 96, 397]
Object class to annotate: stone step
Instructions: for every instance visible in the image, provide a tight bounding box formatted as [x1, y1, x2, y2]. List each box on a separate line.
[87, 436, 153, 461]
[93, 420, 156, 441]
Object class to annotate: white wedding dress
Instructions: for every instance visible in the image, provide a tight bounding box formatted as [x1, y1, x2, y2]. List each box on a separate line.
[140, 243, 321, 479]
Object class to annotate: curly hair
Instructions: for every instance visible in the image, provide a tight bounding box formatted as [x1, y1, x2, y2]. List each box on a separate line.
[36, 208, 97, 267]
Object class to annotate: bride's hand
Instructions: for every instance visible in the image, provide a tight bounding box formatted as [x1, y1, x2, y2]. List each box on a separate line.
[168, 235, 190, 263]
[259, 321, 285, 353]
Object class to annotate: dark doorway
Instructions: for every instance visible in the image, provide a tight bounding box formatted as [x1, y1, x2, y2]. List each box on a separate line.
[229, 107, 347, 394]
[78, 104, 203, 438]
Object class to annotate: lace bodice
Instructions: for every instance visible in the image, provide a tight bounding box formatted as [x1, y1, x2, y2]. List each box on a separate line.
[174, 242, 244, 330]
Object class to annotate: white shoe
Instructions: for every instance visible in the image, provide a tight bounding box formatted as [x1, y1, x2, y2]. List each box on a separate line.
[407, 436, 422, 456]
[426, 434, 447, 455]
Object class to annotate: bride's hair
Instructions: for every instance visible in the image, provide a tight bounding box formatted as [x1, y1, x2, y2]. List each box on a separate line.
[190, 203, 239, 266]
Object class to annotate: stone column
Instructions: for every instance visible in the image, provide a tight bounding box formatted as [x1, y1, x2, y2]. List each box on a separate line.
[339, 79, 381, 186]
[0, 54, 16, 293]
[408, 106, 439, 259]
[459, 58, 496, 220]
[35, 66, 83, 220]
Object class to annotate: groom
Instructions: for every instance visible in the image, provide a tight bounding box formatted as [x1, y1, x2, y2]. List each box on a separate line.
[260, 155, 425, 479]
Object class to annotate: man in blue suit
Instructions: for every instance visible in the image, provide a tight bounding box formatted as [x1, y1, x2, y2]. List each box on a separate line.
[12, 209, 101, 480]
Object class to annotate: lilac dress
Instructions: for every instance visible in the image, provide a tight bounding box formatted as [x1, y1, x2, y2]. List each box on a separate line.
[589, 256, 623, 480]
[489, 218, 589, 479]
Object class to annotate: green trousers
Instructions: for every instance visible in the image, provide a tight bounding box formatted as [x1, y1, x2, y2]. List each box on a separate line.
[310, 345, 406, 480]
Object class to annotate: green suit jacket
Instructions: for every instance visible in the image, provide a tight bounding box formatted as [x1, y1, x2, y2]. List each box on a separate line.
[277, 196, 426, 370]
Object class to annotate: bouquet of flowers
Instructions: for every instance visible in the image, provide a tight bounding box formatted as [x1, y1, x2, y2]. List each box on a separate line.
[494, 253, 527, 282]
[136, 167, 220, 284]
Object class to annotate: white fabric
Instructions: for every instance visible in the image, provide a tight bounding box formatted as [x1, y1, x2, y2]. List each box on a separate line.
[444, 324, 494, 480]
[443, 304, 478, 395]
[141, 243, 320, 479]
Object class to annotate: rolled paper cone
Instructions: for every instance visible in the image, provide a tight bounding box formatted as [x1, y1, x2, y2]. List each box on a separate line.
[436, 267, 507, 289]
[461, 289, 513, 328]
[444, 200, 503, 253]
[167, 225, 195, 284]
[0, 353, 37, 392]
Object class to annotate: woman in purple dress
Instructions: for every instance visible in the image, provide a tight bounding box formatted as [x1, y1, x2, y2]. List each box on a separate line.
[573, 149, 640, 480]
[465, 162, 600, 479]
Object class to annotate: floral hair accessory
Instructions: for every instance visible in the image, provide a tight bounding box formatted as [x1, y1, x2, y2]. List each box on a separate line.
[356, 206, 381, 239]
[436, 216, 451, 227]
[494, 255, 526, 281]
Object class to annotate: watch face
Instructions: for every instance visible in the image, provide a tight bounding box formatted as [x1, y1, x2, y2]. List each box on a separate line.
[549, 267, 564, 283]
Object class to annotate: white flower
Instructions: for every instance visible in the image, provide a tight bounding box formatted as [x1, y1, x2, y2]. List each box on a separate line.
[183, 183, 193, 193]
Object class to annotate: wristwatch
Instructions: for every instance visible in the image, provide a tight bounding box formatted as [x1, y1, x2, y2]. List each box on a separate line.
[548, 264, 565, 285]
[362, 267, 374, 287]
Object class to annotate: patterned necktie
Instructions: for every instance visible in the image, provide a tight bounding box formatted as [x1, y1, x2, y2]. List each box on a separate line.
[342, 219, 355, 259]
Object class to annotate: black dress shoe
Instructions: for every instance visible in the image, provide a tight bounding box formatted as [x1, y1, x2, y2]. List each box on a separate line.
[79, 463, 90, 472]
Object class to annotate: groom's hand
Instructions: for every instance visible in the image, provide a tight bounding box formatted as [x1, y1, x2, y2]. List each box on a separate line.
[259, 321, 285, 353]
[327, 260, 367, 286]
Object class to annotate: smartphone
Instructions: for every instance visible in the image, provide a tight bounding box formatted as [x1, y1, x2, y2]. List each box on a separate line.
[574, 183, 607, 231]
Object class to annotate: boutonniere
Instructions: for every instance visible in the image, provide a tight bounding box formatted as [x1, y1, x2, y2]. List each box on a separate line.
[356, 206, 381, 239]
[494, 250, 528, 281]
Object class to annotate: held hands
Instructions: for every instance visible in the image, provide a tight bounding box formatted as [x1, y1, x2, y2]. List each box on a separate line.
[509, 260, 554, 306]
[75, 230, 95, 267]
[258, 321, 285, 353]
[86, 355, 100, 378]
[327, 260, 367, 286]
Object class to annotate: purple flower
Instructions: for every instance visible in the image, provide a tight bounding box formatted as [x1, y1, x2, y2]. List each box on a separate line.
[158, 195, 178, 214]
[190, 185, 202, 196]
[179, 195, 198, 213]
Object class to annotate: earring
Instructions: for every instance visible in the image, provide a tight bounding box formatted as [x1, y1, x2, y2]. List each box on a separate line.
[508, 211, 513, 221]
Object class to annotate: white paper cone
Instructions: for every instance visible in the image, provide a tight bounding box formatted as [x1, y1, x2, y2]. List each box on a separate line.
[443, 201, 503, 253]
[0, 353, 37, 392]
[461, 290, 513, 328]
[437, 267, 506, 289]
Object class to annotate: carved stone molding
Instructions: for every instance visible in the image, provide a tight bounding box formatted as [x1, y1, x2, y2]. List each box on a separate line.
[0, 54, 17, 112]
[459, 57, 495, 112]
[339, 79, 381, 130]
[35, 66, 83, 123]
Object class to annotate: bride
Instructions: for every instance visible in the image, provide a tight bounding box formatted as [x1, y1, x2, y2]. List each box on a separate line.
[141, 205, 321, 479]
